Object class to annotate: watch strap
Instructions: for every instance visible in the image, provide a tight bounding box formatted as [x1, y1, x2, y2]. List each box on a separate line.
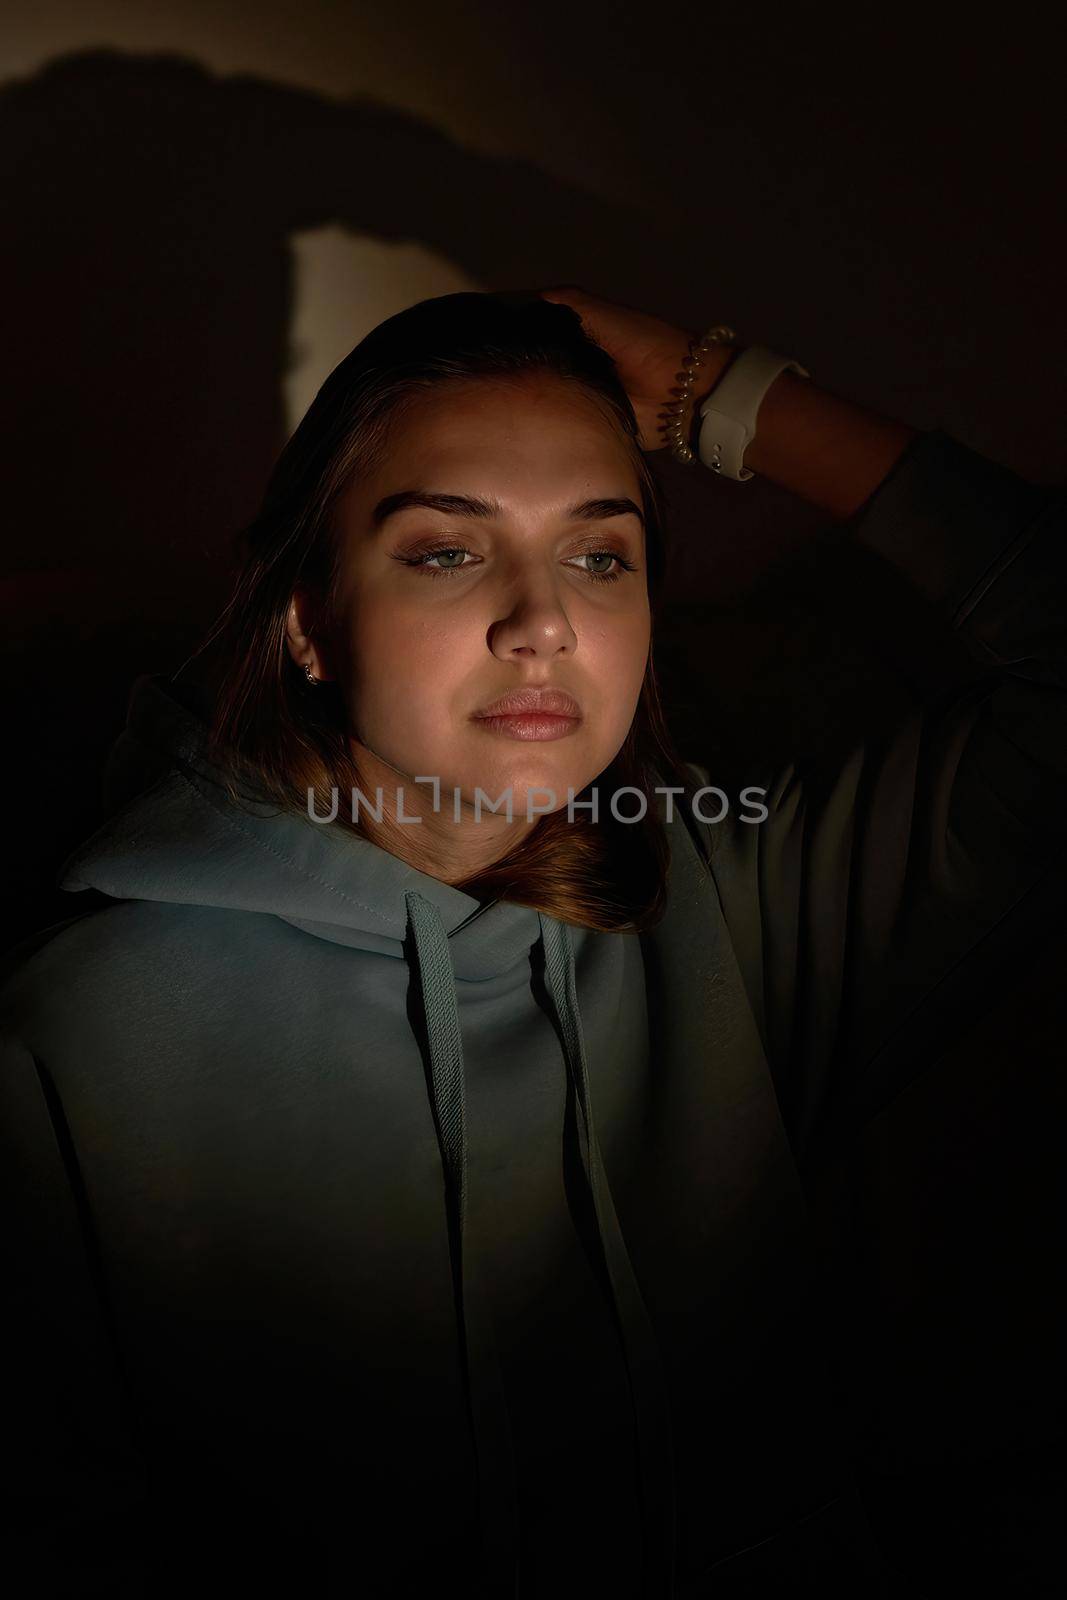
[697, 345, 810, 480]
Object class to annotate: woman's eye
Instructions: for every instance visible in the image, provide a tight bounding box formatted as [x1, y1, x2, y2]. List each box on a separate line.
[424, 548, 471, 570]
[397, 546, 478, 575]
[567, 551, 635, 582]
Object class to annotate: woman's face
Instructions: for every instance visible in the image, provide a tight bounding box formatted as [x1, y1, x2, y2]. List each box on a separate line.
[318, 375, 651, 819]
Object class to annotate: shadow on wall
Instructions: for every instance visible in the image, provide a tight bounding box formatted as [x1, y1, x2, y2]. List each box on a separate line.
[1, 46, 847, 950]
[0, 47, 732, 947]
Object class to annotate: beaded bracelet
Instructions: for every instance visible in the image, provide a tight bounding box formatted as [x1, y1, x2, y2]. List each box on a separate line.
[657, 323, 737, 463]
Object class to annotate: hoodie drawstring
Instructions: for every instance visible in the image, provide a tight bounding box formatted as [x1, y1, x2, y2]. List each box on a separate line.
[405, 890, 676, 1597]
[405, 890, 522, 1593]
[537, 911, 678, 1598]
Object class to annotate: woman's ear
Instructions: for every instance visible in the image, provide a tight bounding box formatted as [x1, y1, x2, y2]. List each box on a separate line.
[285, 585, 335, 683]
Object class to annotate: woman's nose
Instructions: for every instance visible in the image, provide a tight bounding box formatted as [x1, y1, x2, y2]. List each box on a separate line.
[487, 571, 578, 661]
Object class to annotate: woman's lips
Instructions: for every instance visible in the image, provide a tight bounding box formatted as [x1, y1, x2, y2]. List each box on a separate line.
[473, 711, 581, 742]
[470, 687, 583, 742]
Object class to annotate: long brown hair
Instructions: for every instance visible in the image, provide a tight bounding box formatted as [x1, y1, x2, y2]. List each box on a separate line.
[181, 291, 705, 932]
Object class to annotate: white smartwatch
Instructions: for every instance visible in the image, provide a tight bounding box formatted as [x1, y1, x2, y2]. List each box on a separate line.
[696, 346, 810, 480]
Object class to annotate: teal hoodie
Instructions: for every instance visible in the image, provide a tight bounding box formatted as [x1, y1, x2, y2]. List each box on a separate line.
[2, 430, 1064, 1597]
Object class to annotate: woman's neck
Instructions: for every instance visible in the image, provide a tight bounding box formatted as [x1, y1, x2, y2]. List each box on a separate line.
[347, 741, 537, 883]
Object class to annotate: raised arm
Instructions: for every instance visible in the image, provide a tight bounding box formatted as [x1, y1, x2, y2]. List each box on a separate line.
[538, 283, 1067, 1156]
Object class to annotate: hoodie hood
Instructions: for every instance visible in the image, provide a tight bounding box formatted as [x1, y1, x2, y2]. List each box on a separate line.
[59, 673, 678, 1594]
[64, 672, 542, 981]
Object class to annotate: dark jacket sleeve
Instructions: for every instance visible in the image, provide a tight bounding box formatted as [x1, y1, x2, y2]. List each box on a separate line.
[706, 428, 1067, 1160]
[0, 1033, 154, 1595]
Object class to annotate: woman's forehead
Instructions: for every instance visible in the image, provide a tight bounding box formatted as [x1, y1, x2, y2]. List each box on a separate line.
[349, 383, 641, 516]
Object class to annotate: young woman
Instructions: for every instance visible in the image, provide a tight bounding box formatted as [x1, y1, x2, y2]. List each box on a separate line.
[2, 287, 1063, 1598]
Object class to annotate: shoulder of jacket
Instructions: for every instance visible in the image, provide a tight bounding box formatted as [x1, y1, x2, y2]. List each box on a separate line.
[0, 899, 128, 993]
[0, 898, 281, 1027]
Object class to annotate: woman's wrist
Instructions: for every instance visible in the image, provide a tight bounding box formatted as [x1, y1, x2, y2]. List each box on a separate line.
[743, 368, 920, 519]
[686, 344, 744, 454]
[682, 349, 920, 519]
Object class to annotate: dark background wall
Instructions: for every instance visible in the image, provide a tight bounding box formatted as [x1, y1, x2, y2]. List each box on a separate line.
[2, 2, 1063, 1589]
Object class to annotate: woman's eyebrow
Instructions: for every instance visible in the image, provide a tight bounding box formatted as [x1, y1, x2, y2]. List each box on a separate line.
[370, 490, 645, 529]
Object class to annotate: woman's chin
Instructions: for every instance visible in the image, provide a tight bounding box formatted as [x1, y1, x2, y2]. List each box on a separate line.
[441, 753, 603, 820]
[399, 724, 618, 820]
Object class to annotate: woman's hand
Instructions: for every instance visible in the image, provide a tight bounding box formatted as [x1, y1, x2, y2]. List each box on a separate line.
[535, 283, 735, 452]
[537, 282, 919, 516]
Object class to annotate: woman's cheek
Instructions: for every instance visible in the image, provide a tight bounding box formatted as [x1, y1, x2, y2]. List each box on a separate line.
[362, 651, 462, 767]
